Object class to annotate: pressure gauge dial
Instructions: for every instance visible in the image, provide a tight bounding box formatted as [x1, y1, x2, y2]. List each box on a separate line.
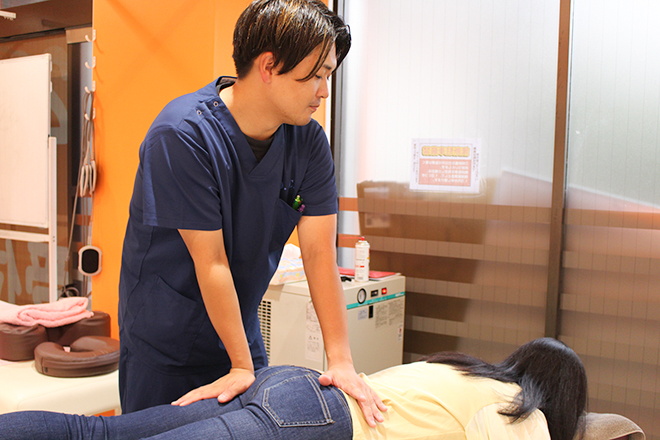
[357, 288, 367, 304]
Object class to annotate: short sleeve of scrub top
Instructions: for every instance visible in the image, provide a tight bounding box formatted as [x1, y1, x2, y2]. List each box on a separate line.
[139, 125, 223, 231]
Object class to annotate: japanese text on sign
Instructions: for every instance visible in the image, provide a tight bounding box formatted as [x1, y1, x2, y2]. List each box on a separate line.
[411, 139, 480, 193]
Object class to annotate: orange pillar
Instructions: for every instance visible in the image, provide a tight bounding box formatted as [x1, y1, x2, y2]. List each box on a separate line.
[91, 0, 252, 338]
[92, 0, 328, 337]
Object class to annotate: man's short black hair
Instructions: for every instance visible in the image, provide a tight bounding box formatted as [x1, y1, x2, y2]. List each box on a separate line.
[233, 0, 351, 81]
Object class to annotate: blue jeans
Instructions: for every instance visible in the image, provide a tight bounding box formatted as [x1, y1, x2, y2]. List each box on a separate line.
[0, 366, 353, 440]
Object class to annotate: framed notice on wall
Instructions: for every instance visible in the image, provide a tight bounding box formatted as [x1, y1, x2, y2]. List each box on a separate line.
[410, 138, 480, 193]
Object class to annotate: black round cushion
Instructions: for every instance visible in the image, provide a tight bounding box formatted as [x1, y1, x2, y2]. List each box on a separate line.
[34, 336, 120, 378]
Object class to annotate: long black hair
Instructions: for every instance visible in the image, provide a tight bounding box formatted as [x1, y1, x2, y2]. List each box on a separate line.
[421, 338, 587, 440]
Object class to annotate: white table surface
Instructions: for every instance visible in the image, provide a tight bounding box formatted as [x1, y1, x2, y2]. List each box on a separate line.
[0, 359, 120, 415]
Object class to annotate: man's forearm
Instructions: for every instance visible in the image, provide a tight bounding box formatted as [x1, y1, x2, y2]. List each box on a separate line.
[179, 228, 253, 372]
[303, 247, 353, 366]
[197, 263, 254, 372]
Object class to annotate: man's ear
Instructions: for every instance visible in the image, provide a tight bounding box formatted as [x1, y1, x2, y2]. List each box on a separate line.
[257, 52, 277, 83]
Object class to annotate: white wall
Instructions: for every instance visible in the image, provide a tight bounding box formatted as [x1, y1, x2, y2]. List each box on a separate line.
[339, 0, 561, 198]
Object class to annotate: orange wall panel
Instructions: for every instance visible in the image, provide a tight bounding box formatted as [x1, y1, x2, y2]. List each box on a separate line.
[92, 0, 325, 338]
[92, 0, 251, 338]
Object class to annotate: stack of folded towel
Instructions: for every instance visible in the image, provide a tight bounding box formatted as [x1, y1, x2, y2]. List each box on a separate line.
[0, 297, 93, 328]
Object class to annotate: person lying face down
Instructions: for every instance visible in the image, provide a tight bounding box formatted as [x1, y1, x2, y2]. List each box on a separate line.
[0, 337, 587, 440]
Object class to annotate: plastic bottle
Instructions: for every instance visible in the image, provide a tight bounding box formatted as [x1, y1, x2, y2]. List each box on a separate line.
[354, 236, 370, 282]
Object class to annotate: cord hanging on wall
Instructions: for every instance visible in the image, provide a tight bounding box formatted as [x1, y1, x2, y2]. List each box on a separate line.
[79, 87, 96, 197]
[62, 50, 101, 297]
[78, 82, 100, 276]
[80, 72, 100, 277]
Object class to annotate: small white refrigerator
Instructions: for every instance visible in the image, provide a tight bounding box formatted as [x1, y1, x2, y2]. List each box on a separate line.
[259, 275, 405, 375]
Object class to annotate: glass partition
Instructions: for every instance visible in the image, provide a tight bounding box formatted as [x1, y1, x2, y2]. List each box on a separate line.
[561, 0, 660, 435]
[336, 0, 659, 436]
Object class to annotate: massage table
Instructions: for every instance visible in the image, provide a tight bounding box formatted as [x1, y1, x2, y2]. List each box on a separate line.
[0, 359, 120, 415]
[0, 306, 121, 415]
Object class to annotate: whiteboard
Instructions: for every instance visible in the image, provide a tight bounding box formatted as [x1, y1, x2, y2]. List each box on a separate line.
[0, 54, 52, 228]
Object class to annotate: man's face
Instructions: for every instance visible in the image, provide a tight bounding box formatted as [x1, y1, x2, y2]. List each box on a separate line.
[268, 44, 338, 126]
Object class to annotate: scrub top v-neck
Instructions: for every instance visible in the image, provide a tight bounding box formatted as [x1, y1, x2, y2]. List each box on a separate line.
[118, 76, 338, 375]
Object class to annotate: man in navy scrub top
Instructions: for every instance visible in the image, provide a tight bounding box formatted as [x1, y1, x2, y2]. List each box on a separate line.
[117, 0, 386, 428]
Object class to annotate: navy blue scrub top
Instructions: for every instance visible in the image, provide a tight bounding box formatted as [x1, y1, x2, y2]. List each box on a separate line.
[118, 77, 338, 374]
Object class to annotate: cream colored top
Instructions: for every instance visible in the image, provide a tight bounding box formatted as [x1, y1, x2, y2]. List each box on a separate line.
[345, 362, 551, 440]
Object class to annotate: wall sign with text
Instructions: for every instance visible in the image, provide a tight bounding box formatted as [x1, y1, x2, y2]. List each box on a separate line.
[411, 139, 481, 193]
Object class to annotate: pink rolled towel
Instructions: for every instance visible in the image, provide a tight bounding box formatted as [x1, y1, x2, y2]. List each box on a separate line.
[0, 297, 94, 328]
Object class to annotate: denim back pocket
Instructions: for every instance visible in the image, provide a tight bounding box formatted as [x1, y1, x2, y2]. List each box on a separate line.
[263, 373, 334, 427]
